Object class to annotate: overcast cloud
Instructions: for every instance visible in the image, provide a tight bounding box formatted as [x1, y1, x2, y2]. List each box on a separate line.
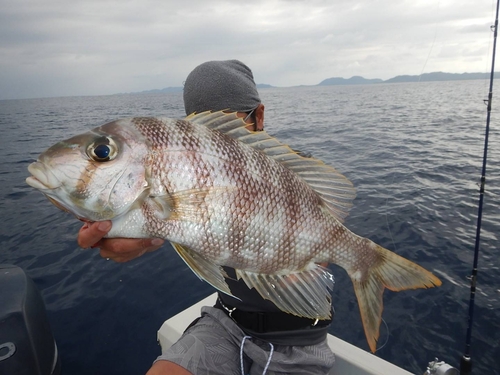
[0, 0, 496, 100]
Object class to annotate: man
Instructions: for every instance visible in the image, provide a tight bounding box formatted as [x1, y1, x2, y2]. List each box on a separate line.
[78, 60, 335, 375]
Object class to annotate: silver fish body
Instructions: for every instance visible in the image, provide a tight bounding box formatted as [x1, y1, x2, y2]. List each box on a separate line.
[27, 111, 441, 352]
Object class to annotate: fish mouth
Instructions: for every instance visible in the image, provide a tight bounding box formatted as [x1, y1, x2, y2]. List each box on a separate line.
[26, 161, 83, 218]
[26, 161, 62, 191]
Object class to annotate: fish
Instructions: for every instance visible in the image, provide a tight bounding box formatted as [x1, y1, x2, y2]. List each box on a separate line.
[26, 111, 441, 352]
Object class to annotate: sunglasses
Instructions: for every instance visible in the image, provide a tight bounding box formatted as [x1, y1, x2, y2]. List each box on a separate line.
[243, 109, 255, 122]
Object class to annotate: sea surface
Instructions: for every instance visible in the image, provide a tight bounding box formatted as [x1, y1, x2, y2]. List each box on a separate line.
[1, 80, 499, 375]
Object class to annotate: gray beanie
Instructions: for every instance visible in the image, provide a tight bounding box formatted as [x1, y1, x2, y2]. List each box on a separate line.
[183, 60, 261, 115]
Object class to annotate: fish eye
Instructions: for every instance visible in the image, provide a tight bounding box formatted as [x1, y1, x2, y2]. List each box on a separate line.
[87, 136, 118, 162]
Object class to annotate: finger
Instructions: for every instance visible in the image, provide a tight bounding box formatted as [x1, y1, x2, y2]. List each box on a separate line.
[77, 221, 112, 248]
[99, 238, 164, 263]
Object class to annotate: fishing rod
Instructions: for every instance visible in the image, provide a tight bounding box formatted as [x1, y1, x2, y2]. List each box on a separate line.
[427, 4, 499, 374]
[460, 0, 500, 374]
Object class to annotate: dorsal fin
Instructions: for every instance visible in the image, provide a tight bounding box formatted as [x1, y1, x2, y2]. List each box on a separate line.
[187, 111, 356, 222]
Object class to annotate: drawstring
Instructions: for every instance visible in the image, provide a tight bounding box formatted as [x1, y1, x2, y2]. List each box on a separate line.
[240, 336, 250, 375]
[240, 335, 274, 375]
[262, 342, 274, 374]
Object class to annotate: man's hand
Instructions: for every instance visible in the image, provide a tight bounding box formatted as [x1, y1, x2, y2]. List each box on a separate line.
[78, 221, 164, 262]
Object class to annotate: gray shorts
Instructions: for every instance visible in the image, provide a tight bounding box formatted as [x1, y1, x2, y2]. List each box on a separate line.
[155, 306, 335, 375]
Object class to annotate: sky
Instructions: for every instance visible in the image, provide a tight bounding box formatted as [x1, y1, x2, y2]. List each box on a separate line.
[0, 0, 497, 100]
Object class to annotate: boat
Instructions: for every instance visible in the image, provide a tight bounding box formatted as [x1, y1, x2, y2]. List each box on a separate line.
[157, 293, 416, 375]
[0, 264, 61, 375]
[0, 265, 459, 375]
[158, 293, 460, 374]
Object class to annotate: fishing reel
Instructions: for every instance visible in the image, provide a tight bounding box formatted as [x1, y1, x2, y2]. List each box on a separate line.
[424, 358, 458, 375]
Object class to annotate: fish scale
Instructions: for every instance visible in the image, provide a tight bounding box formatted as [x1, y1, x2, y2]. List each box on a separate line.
[26, 110, 441, 352]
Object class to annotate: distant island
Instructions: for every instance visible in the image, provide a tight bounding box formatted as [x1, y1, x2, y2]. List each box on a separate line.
[319, 72, 493, 86]
[132, 72, 494, 94]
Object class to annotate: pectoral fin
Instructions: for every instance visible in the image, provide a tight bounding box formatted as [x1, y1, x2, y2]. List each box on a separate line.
[235, 265, 334, 320]
[150, 194, 174, 220]
[151, 187, 236, 222]
[171, 242, 234, 298]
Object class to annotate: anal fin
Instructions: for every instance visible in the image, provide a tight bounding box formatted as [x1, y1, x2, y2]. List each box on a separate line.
[235, 265, 334, 320]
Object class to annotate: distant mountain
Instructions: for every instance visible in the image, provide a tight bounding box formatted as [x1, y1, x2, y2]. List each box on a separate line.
[319, 76, 383, 86]
[135, 86, 183, 94]
[384, 71, 491, 83]
[135, 83, 274, 95]
[127, 72, 493, 95]
[319, 72, 493, 86]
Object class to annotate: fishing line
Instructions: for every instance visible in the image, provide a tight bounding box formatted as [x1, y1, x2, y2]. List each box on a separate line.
[380, 1, 444, 339]
[375, 317, 390, 352]
[460, 0, 499, 374]
[385, 1, 442, 250]
[417, 1, 440, 82]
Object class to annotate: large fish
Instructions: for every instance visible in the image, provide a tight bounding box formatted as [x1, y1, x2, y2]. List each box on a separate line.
[26, 111, 441, 352]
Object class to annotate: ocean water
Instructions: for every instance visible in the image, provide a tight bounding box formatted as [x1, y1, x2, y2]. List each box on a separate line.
[1, 80, 499, 374]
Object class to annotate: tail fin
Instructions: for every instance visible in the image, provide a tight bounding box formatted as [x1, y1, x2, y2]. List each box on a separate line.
[350, 242, 441, 353]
